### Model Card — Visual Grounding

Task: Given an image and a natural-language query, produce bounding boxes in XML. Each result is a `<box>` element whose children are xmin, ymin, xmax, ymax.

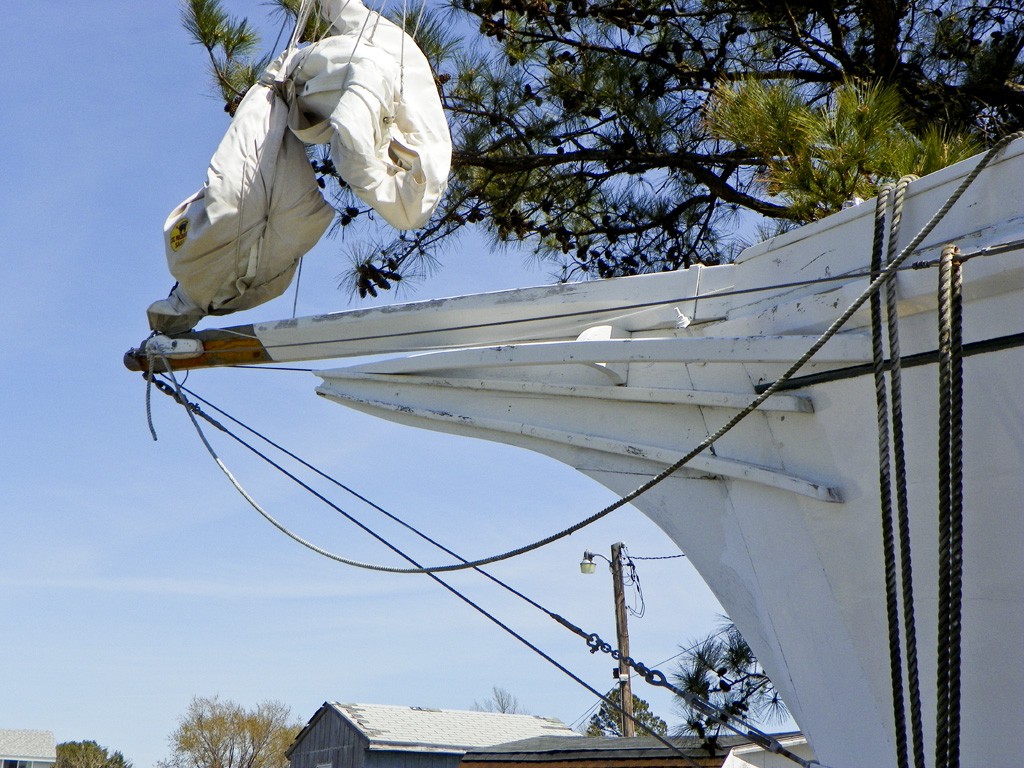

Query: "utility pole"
<box><xmin>610</xmin><ymin>542</ymin><xmax>635</xmax><ymax>736</ymax></box>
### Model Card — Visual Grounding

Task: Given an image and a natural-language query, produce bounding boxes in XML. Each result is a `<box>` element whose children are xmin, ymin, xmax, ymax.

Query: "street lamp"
<box><xmin>581</xmin><ymin>542</ymin><xmax>635</xmax><ymax>736</ymax></box>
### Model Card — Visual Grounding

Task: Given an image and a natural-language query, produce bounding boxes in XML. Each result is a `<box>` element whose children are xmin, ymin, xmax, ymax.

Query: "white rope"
<box><xmin>288</xmin><ymin>0</ymin><xmax>317</xmax><ymax>51</ymax></box>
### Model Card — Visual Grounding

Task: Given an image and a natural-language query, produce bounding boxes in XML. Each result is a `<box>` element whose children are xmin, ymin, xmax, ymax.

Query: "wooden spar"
<box><xmin>123</xmin><ymin>325</ymin><xmax>272</xmax><ymax>372</ymax></box>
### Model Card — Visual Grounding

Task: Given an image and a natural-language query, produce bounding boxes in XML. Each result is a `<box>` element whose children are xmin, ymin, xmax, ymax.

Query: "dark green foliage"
<box><xmin>182</xmin><ymin>0</ymin><xmax>1024</xmax><ymax>293</ymax></box>
<box><xmin>671</xmin><ymin>622</ymin><xmax>787</xmax><ymax>755</ymax></box>
<box><xmin>585</xmin><ymin>687</ymin><xmax>668</xmax><ymax>737</ymax></box>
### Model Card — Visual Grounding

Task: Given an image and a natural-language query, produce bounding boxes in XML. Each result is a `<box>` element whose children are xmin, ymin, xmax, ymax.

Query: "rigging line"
<box><xmin>154</xmin><ymin>380</ymin><xmax>803</xmax><ymax>766</ymax></box>
<box><xmin>869</xmin><ymin>183</ymin><xmax>908</xmax><ymax>768</ymax></box>
<box><xmin>410</xmin><ymin>0</ymin><xmax>429</xmax><ymax>41</ymax></box>
<box><xmin>288</xmin><ymin>0</ymin><xmax>316</xmax><ymax>51</ymax></box>
<box><xmin>400</xmin><ymin>0</ymin><xmax>406</xmax><ymax>97</ymax></box>
<box><xmin>230</xmin><ymin>365</ymin><xmax>318</xmax><ymax>372</ymax></box>
<box><xmin>140</xmin><ymin>234</ymin><xmax>1022</xmax><ymax>372</ymax></box>
<box><xmin>935</xmin><ymin>247</ymin><xmax>953</xmax><ymax>768</ymax></box>
<box><xmin>560</xmin><ymin>621</ymin><xmax>816</xmax><ymax>768</ymax></box>
<box><xmin>156</xmin><ymin>261</ymin><xmax>944</xmax><ymax>366</ymax></box>
<box><xmin>176</xmin><ymin>380</ymin><xmax>558</xmax><ymax>615</ymax></box>
<box><xmin>946</xmin><ymin>251</ymin><xmax>966</xmax><ymax>768</ymax></box>
<box><xmin>155</xmin><ymin>131</ymin><xmax>1023</xmax><ymax>580</ymax></box>
<box><xmin>227</xmin><ymin>263</ymin><xmax>933</xmax><ymax>356</ymax></box>
<box><xmin>887</xmin><ymin>176</ymin><xmax>926</xmax><ymax>768</ymax></box>
<box><xmin>292</xmin><ymin>257</ymin><xmax>304</xmax><ymax>319</ymax></box>
<box><xmin>570</xmin><ymin>624</ymin><xmax>733</xmax><ymax>733</ymax></box>
<box><xmin>629</xmin><ymin>553</ymin><xmax>687</xmax><ymax>561</ymax></box>
<box><xmin>150</xmin><ymin>375</ymin><xmax>707</xmax><ymax>768</ymax></box>
<box><xmin>754</xmin><ymin>332</ymin><xmax>1024</xmax><ymax>394</ymax></box>
<box><xmin>154</xmin><ymin>234</ymin><xmax>1020</xmax><ymax>366</ymax></box>
<box><xmin>163</xmin><ymin>383</ymin><xmax>740</xmax><ymax>752</ymax></box>
<box><xmin>935</xmin><ymin>245</ymin><xmax>966</xmax><ymax>768</ymax></box>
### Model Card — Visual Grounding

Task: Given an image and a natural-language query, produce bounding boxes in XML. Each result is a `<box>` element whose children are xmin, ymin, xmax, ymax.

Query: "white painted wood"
<box><xmin>313</xmin><ymin>371</ymin><xmax>815</xmax><ymax>412</ymax></box>
<box><xmin>314</xmin><ymin>384</ymin><xmax>839</xmax><ymax>501</ymax></box>
<box><xmin>210</xmin><ymin>138</ymin><xmax>1024</xmax><ymax>768</ymax></box>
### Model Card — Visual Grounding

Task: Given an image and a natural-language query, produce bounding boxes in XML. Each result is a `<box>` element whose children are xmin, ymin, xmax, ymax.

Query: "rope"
<box><xmin>140</xmin><ymin>246</ymin><xmax>1020</xmax><ymax>370</ymax></box>
<box><xmin>947</xmin><ymin>252</ymin><xmax>965</xmax><ymax>768</ymax></box>
<box><xmin>552</xmin><ymin>617</ymin><xmax>817</xmax><ymax>767</ymax></box>
<box><xmin>153</xmin><ymin>266</ymin><xmax>934</xmax><ymax>362</ymax></box>
<box><xmin>935</xmin><ymin>244</ymin><xmax>966</xmax><ymax>768</ymax></box>
<box><xmin>146</xmin><ymin>349</ymin><xmax>159</xmax><ymax>441</ymax></box>
<box><xmin>153</xmin><ymin>382</ymin><xmax>761</xmax><ymax>766</ymax></box>
<box><xmin>147</xmin><ymin>379</ymin><xmax>706</xmax><ymax>768</ymax></box>
<box><xmin>934</xmin><ymin>245</ymin><xmax>953</xmax><ymax>768</ymax></box>
<box><xmin>150</xmin><ymin>374</ymin><xmax>810</xmax><ymax>766</ymax></box>
<box><xmin>886</xmin><ymin>176</ymin><xmax>926</xmax><ymax>768</ymax></box>
<box><xmin>146</xmin><ymin>131</ymin><xmax>1024</xmax><ymax>578</ymax></box>
<box><xmin>869</xmin><ymin>183</ymin><xmax>908</xmax><ymax>768</ymax></box>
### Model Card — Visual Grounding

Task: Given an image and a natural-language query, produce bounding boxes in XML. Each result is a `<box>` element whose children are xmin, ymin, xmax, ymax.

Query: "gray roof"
<box><xmin>326</xmin><ymin>702</ymin><xmax>580</xmax><ymax>753</ymax></box>
<box><xmin>0</xmin><ymin>730</ymin><xmax>56</xmax><ymax>761</ymax></box>
<box><xmin>463</xmin><ymin>735</ymin><xmax>751</xmax><ymax>761</ymax></box>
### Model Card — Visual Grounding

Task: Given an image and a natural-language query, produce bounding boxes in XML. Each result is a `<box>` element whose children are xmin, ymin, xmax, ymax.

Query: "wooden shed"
<box><xmin>287</xmin><ymin>703</ymin><xmax>580</xmax><ymax>768</ymax></box>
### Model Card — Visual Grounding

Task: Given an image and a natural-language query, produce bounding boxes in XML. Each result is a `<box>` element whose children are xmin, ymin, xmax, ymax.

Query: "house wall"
<box><xmin>290</xmin><ymin>711</ymin><xmax>369</xmax><ymax>768</ymax></box>
<box><xmin>289</xmin><ymin>709</ymin><xmax>463</xmax><ymax>768</ymax></box>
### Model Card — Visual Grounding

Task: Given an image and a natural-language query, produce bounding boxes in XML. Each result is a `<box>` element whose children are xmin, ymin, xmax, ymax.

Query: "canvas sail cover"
<box><xmin>288</xmin><ymin>0</ymin><xmax>452</xmax><ymax>230</ymax></box>
<box><xmin>147</xmin><ymin>0</ymin><xmax>451</xmax><ymax>334</ymax></box>
<box><xmin>148</xmin><ymin>72</ymin><xmax>335</xmax><ymax>335</ymax></box>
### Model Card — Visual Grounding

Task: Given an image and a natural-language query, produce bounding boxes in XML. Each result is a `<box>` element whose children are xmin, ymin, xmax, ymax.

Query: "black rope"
<box><xmin>152</xmin><ymin>376</ymin><xmax>819</xmax><ymax>766</ymax></box>
<box><xmin>869</xmin><ymin>184</ymin><xmax>909</xmax><ymax>768</ymax></box>
<box><xmin>936</xmin><ymin>247</ymin><xmax>966</xmax><ymax>768</ymax></box>
<box><xmin>947</xmin><ymin>253</ymin><xmax>965</xmax><ymax>768</ymax></box>
<box><xmin>150</xmin><ymin>377</ymin><xmax>706</xmax><ymax>767</ymax></box>
<box><xmin>934</xmin><ymin>245</ymin><xmax>954</xmax><ymax>768</ymax></box>
<box><xmin>887</xmin><ymin>177</ymin><xmax>926</xmax><ymax>768</ymax></box>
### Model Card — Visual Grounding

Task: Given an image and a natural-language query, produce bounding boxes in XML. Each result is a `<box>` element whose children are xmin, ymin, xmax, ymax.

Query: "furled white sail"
<box><xmin>147</xmin><ymin>0</ymin><xmax>451</xmax><ymax>334</ymax></box>
<box><xmin>296</xmin><ymin>0</ymin><xmax>452</xmax><ymax>230</ymax></box>
<box><xmin>148</xmin><ymin>72</ymin><xmax>335</xmax><ymax>335</ymax></box>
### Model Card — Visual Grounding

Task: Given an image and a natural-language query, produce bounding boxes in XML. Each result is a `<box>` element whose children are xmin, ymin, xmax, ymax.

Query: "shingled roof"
<box><xmin>462</xmin><ymin>734</ymin><xmax>754</xmax><ymax>768</ymax></box>
<box><xmin>292</xmin><ymin>702</ymin><xmax>580</xmax><ymax>755</ymax></box>
<box><xmin>0</xmin><ymin>730</ymin><xmax>56</xmax><ymax>761</ymax></box>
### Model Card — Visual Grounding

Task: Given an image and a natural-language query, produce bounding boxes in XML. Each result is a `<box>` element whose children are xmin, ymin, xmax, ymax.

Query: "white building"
<box><xmin>0</xmin><ymin>730</ymin><xmax>56</xmax><ymax>768</ymax></box>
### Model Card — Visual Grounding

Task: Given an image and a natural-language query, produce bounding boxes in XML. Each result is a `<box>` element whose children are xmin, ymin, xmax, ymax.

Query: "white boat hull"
<box><xmin>139</xmin><ymin>140</ymin><xmax>1024</xmax><ymax>767</ymax></box>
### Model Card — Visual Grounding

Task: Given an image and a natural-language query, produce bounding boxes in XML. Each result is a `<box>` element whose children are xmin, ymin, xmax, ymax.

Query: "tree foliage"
<box><xmin>585</xmin><ymin>687</ymin><xmax>668</xmax><ymax>737</ymax></box>
<box><xmin>671</xmin><ymin>623</ymin><xmax>787</xmax><ymax>755</ymax></box>
<box><xmin>161</xmin><ymin>696</ymin><xmax>300</xmax><ymax>768</ymax></box>
<box><xmin>182</xmin><ymin>0</ymin><xmax>1024</xmax><ymax>293</ymax></box>
<box><xmin>56</xmin><ymin>742</ymin><xmax>132</xmax><ymax>768</ymax></box>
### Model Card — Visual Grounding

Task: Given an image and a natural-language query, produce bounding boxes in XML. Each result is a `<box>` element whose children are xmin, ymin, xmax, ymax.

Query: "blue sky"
<box><xmin>0</xmin><ymin>3</ymin><xmax>726</xmax><ymax>766</ymax></box>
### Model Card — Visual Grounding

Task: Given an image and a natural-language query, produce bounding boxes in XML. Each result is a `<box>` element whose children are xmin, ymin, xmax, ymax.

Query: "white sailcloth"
<box><xmin>148</xmin><ymin>0</ymin><xmax>452</xmax><ymax>334</ymax></box>
<box><xmin>148</xmin><ymin>75</ymin><xmax>334</xmax><ymax>335</ymax></box>
<box><xmin>289</xmin><ymin>0</ymin><xmax>452</xmax><ymax>230</ymax></box>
